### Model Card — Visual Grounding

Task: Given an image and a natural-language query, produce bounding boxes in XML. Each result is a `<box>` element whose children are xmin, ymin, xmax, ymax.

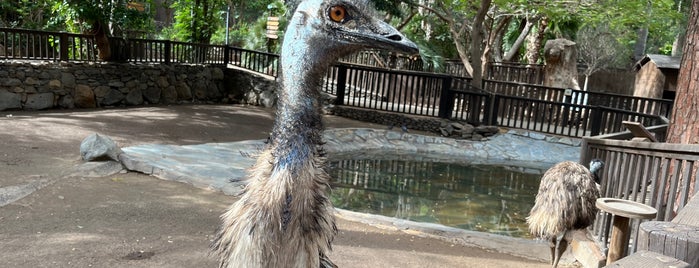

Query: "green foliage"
<box><xmin>46</xmin><ymin>0</ymin><xmax>154</xmax><ymax>35</ymax></box>
<box><xmin>169</xmin><ymin>0</ymin><xmax>225</xmax><ymax>43</ymax></box>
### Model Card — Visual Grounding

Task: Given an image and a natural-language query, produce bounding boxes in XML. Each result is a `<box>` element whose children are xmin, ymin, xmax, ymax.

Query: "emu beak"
<box><xmin>346</xmin><ymin>19</ymin><xmax>419</xmax><ymax>56</ymax></box>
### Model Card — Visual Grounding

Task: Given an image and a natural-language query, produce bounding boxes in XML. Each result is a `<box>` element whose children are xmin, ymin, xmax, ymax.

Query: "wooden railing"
<box><xmin>0</xmin><ymin>27</ymin><xmax>97</xmax><ymax>61</ymax></box>
<box><xmin>1</xmin><ymin>27</ymin><xmax>672</xmax><ymax>139</ymax></box>
<box><xmin>580</xmin><ymin>127</ymin><xmax>698</xmax><ymax>255</ymax></box>
<box><xmin>485</xmin><ymin>62</ymin><xmax>544</xmax><ymax>85</ymax></box>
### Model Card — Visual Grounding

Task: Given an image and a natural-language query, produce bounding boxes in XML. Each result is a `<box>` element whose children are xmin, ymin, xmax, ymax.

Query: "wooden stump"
<box><xmin>638</xmin><ymin>221</ymin><xmax>699</xmax><ymax>266</ymax></box>
<box><xmin>543</xmin><ymin>38</ymin><xmax>580</xmax><ymax>90</ymax></box>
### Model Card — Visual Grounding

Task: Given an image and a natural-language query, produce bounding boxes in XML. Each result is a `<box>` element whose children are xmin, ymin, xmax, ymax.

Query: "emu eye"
<box><xmin>329</xmin><ymin>5</ymin><xmax>347</xmax><ymax>23</ymax></box>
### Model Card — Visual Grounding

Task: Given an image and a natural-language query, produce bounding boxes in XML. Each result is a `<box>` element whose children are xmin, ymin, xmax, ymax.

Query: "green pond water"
<box><xmin>327</xmin><ymin>154</ymin><xmax>546</xmax><ymax>238</ymax></box>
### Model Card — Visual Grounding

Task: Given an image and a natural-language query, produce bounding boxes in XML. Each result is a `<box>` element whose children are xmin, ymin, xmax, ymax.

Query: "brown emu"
<box><xmin>527</xmin><ymin>159</ymin><xmax>604</xmax><ymax>268</ymax></box>
<box><xmin>210</xmin><ymin>0</ymin><xmax>418</xmax><ymax>267</ymax></box>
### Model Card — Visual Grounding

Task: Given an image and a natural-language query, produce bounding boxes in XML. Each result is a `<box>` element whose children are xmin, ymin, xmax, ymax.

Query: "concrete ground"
<box><xmin>0</xmin><ymin>104</ymin><xmax>554</xmax><ymax>267</ymax></box>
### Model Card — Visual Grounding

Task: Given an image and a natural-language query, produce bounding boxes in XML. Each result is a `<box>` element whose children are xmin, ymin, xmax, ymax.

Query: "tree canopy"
<box><xmin>0</xmin><ymin>0</ymin><xmax>689</xmax><ymax>68</ymax></box>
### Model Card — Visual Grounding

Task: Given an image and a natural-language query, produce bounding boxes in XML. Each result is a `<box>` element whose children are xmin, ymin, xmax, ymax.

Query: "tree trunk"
<box><xmin>469</xmin><ymin>0</ymin><xmax>492</xmax><ymax>87</ymax></box>
<box><xmin>503</xmin><ymin>18</ymin><xmax>533</xmax><ymax>62</ymax></box>
<box><xmin>666</xmin><ymin>0</ymin><xmax>699</xmax><ymax>212</ymax></box>
<box><xmin>525</xmin><ymin>18</ymin><xmax>548</xmax><ymax>64</ymax></box>
<box><xmin>93</xmin><ymin>20</ymin><xmax>111</xmax><ymax>61</ymax></box>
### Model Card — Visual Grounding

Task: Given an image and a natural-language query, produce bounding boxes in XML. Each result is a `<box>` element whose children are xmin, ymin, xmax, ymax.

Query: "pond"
<box><xmin>327</xmin><ymin>152</ymin><xmax>547</xmax><ymax>238</ymax></box>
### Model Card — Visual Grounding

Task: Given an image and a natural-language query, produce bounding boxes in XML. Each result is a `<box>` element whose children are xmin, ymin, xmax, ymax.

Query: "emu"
<box><xmin>211</xmin><ymin>1</ymin><xmax>418</xmax><ymax>267</ymax></box>
<box><xmin>527</xmin><ymin>159</ymin><xmax>604</xmax><ymax>268</ymax></box>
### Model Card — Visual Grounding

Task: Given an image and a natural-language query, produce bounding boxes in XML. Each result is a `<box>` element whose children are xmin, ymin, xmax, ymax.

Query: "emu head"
<box><xmin>589</xmin><ymin>159</ymin><xmax>604</xmax><ymax>184</ymax></box>
<box><xmin>282</xmin><ymin>0</ymin><xmax>419</xmax><ymax>74</ymax></box>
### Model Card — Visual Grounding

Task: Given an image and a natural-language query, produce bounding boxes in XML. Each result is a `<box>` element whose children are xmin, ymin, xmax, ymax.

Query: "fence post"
<box><xmin>590</xmin><ymin>106</ymin><xmax>603</xmax><ymax>136</ymax></box>
<box><xmin>59</xmin><ymin>32</ymin><xmax>68</xmax><ymax>61</ymax></box>
<box><xmin>438</xmin><ymin>76</ymin><xmax>454</xmax><ymax>119</ymax></box>
<box><xmin>164</xmin><ymin>40</ymin><xmax>171</xmax><ymax>64</ymax></box>
<box><xmin>486</xmin><ymin>94</ymin><xmax>499</xmax><ymax>125</ymax></box>
<box><xmin>335</xmin><ymin>65</ymin><xmax>347</xmax><ymax>105</ymax></box>
<box><xmin>223</xmin><ymin>45</ymin><xmax>230</xmax><ymax>66</ymax></box>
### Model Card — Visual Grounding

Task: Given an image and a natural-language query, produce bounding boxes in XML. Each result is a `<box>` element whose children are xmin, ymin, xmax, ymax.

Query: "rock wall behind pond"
<box><xmin>0</xmin><ymin>61</ymin><xmax>277</xmax><ymax>111</ymax></box>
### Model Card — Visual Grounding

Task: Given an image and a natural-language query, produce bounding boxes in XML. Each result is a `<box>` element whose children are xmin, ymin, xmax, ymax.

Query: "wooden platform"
<box><xmin>610</xmin><ymin>191</ymin><xmax>699</xmax><ymax>267</ymax></box>
<box><xmin>605</xmin><ymin>250</ymin><xmax>690</xmax><ymax>268</ymax></box>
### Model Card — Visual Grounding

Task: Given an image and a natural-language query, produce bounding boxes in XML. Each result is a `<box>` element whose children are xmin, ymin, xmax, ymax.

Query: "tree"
<box><xmin>666</xmin><ymin>0</ymin><xmax>699</xmax><ymax>197</ymax></box>
<box><xmin>576</xmin><ymin>24</ymin><xmax>624</xmax><ymax>91</ymax></box>
<box><xmin>50</xmin><ymin>0</ymin><xmax>153</xmax><ymax>60</ymax></box>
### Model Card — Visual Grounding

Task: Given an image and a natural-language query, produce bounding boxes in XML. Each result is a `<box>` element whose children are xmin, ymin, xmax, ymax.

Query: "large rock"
<box><xmin>25</xmin><ymin>93</ymin><xmax>54</xmax><ymax>110</ymax></box>
<box><xmin>74</xmin><ymin>84</ymin><xmax>96</xmax><ymax>108</ymax></box>
<box><xmin>80</xmin><ymin>133</ymin><xmax>123</xmax><ymax>162</ymax></box>
<box><xmin>125</xmin><ymin>88</ymin><xmax>143</xmax><ymax>105</ymax></box>
<box><xmin>142</xmin><ymin>87</ymin><xmax>161</xmax><ymax>104</ymax></box>
<box><xmin>0</xmin><ymin>90</ymin><xmax>22</xmax><ymax>110</ymax></box>
<box><xmin>100</xmin><ymin>88</ymin><xmax>125</xmax><ymax>106</ymax></box>
<box><xmin>61</xmin><ymin>72</ymin><xmax>76</xmax><ymax>89</ymax></box>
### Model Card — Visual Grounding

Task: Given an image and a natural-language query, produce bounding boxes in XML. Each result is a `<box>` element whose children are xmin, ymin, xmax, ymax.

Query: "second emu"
<box><xmin>528</xmin><ymin>159</ymin><xmax>604</xmax><ymax>268</ymax></box>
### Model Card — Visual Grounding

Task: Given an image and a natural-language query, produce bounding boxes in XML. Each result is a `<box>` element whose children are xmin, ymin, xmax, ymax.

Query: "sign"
<box><xmin>266</xmin><ymin>17</ymin><xmax>280</xmax><ymax>39</ymax></box>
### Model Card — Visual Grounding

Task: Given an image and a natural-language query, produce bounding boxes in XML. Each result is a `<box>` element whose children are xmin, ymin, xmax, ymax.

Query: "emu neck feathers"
<box><xmin>271</xmin><ymin>9</ymin><xmax>333</xmax><ymax>172</ymax></box>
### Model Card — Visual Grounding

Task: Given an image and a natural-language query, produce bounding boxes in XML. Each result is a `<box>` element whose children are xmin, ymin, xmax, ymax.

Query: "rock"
<box><xmin>475</xmin><ymin>125</ymin><xmax>499</xmax><ymax>135</ymax></box>
<box><xmin>439</xmin><ymin>128</ymin><xmax>449</xmax><ymax>137</ymax></box>
<box><xmin>58</xmin><ymin>94</ymin><xmax>75</xmax><ymax>109</ymax></box>
<box><xmin>156</xmin><ymin>76</ymin><xmax>169</xmax><ymax>88</ymax></box>
<box><xmin>142</xmin><ymin>87</ymin><xmax>161</xmax><ymax>104</ymax></box>
<box><xmin>0</xmin><ymin>90</ymin><xmax>22</xmax><ymax>110</ymax></box>
<box><xmin>175</xmin><ymin>82</ymin><xmax>192</xmax><ymax>100</ymax></box>
<box><xmin>125</xmin><ymin>88</ymin><xmax>143</xmax><ymax>105</ymax></box>
<box><xmin>450</xmin><ymin>122</ymin><xmax>465</xmax><ymax>130</ymax></box>
<box><xmin>25</xmin><ymin>93</ymin><xmax>54</xmax><ymax>110</ymax></box>
<box><xmin>161</xmin><ymin>85</ymin><xmax>178</xmax><ymax>104</ymax></box>
<box><xmin>2</xmin><ymin>78</ymin><xmax>22</xmax><ymax>87</ymax></box>
<box><xmin>80</xmin><ymin>133</ymin><xmax>123</xmax><ymax>162</ymax></box>
<box><xmin>74</xmin><ymin>84</ymin><xmax>96</xmax><ymax>108</ymax></box>
<box><xmin>100</xmin><ymin>88</ymin><xmax>125</xmax><ymax>106</ymax></box>
<box><xmin>61</xmin><ymin>72</ymin><xmax>76</xmax><ymax>88</ymax></box>
<box><xmin>24</xmin><ymin>77</ymin><xmax>39</xmax><ymax>85</ymax></box>
<box><xmin>48</xmin><ymin>79</ymin><xmax>62</xmax><ymax>90</ymax></box>
<box><xmin>108</xmin><ymin>81</ymin><xmax>125</xmax><ymax>88</ymax></box>
<box><xmin>211</xmin><ymin>68</ymin><xmax>224</xmax><ymax>80</ymax></box>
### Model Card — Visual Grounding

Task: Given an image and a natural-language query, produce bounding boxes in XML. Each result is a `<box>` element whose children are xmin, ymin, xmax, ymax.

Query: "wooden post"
<box><xmin>607</xmin><ymin>215</ymin><xmax>630</xmax><ymax>265</ymax></box>
<box><xmin>59</xmin><ymin>32</ymin><xmax>68</xmax><ymax>61</ymax></box>
<box><xmin>164</xmin><ymin>40</ymin><xmax>171</xmax><ymax>64</ymax></box>
<box><xmin>590</xmin><ymin>106</ymin><xmax>603</xmax><ymax>136</ymax></box>
<box><xmin>223</xmin><ymin>45</ymin><xmax>230</xmax><ymax>66</ymax></box>
<box><xmin>486</xmin><ymin>94</ymin><xmax>499</xmax><ymax>125</ymax></box>
<box><xmin>335</xmin><ymin>65</ymin><xmax>347</xmax><ymax>105</ymax></box>
<box><xmin>438</xmin><ymin>76</ymin><xmax>454</xmax><ymax>119</ymax></box>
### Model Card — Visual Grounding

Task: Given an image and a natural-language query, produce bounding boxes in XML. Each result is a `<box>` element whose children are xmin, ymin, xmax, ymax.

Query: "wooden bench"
<box><xmin>611</xmin><ymin>191</ymin><xmax>699</xmax><ymax>267</ymax></box>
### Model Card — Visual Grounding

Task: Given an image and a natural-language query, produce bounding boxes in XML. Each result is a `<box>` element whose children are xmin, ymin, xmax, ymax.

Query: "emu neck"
<box><xmin>271</xmin><ymin>33</ymin><xmax>334</xmax><ymax>172</ymax></box>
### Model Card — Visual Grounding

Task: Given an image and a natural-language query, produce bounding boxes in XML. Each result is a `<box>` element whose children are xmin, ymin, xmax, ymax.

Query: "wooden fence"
<box><xmin>0</xmin><ymin>27</ymin><xmax>98</xmax><ymax>61</ymax></box>
<box><xmin>1</xmin><ymin>27</ymin><xmax>673</xmax><ymax>139</ymax></box>
<box><xmin>0</xmin><ymin>27</ymin><xmax>279</xmax><ymax>77</ymax></box>
<box><xmin>580</xmin><ymin>127</ymin><xmax>698</xmax><ymax>256</ymax></box>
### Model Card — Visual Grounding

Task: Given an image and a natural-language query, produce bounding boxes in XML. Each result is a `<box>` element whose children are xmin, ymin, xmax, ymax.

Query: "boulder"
<box><xmin>0</xmin><ymin>90</ymin><xmax>22</xmax><ymax>111</ymax></box>
<box><xmin>80</xmin><ymin>133</ymin><xmax>123</xmax><ymax>162</ymax></box>
<box><xmin>25</xmin><ymin>93</ymin><xmax>54</xmax><ymax>110</ymax></box>
<box><xmin>125</xmin><ymin>88</ymin><xmax>143</xmax><ymax>105</ymax></box>
<box><xmin>74</xmin><ymin>84</ymin><xmax>96</xmax><ymax>108</ymax></box>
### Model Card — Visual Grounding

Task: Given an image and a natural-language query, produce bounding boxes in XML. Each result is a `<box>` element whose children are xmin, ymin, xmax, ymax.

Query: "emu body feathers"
<box><xmin>212</xmin><ymin>0</ymin><xmax>418</xmax><ymax>267</ymax></box>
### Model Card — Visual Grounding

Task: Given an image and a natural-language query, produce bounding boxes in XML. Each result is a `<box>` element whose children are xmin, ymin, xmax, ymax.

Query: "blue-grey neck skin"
<box><xmin>269</xmin><ymin>0</ymin><xmax>418</xmax><ymax>174</ymax></box>
<box><xmin>589</xmin><ymin>159</ymin><xmax>605</xmax><ymax>183</ymax></box>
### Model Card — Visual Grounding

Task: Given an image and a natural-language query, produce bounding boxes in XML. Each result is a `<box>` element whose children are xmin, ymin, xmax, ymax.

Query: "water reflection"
<box><xmin>327</xmin><ymin>153</ymin><xmax>545</xmax><ymax>238</ymax></box>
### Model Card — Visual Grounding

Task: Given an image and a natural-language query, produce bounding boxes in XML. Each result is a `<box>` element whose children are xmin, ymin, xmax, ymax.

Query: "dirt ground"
<box><xmin>0</xmin><ymin>104</ymin><xmax>550</xmax><ymax>267</ymax></box>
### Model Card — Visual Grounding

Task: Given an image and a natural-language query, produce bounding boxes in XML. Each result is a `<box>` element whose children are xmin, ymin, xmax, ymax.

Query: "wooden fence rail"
<box><xmin>580</xmin><ymin>128</ymin><xmax>698</xmax><ymax>256</ymax></box>
<box><xmin>0</xmin><ymin>27</ymin><xmax>97</xmax><ymax>61</ymax></box>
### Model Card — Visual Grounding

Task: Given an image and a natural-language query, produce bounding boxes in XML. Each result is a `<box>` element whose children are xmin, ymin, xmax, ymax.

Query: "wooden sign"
<box><xmin>266</xmin><ymin>17</ymin><xmax>280</xmax><ymax>39</ymax></box>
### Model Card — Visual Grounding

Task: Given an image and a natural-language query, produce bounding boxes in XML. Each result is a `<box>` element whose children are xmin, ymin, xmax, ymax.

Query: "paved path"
<box><xmin>0</xmin><ymin>105</ymin><xmax>573</xmax><ymax>267</ymax></box>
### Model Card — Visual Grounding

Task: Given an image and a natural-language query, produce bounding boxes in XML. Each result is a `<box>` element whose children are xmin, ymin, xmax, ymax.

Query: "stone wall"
<box><xmin>0</xmin><ymin>61</ymin><xmax>278</xmax><ymax>111</ymax></box>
